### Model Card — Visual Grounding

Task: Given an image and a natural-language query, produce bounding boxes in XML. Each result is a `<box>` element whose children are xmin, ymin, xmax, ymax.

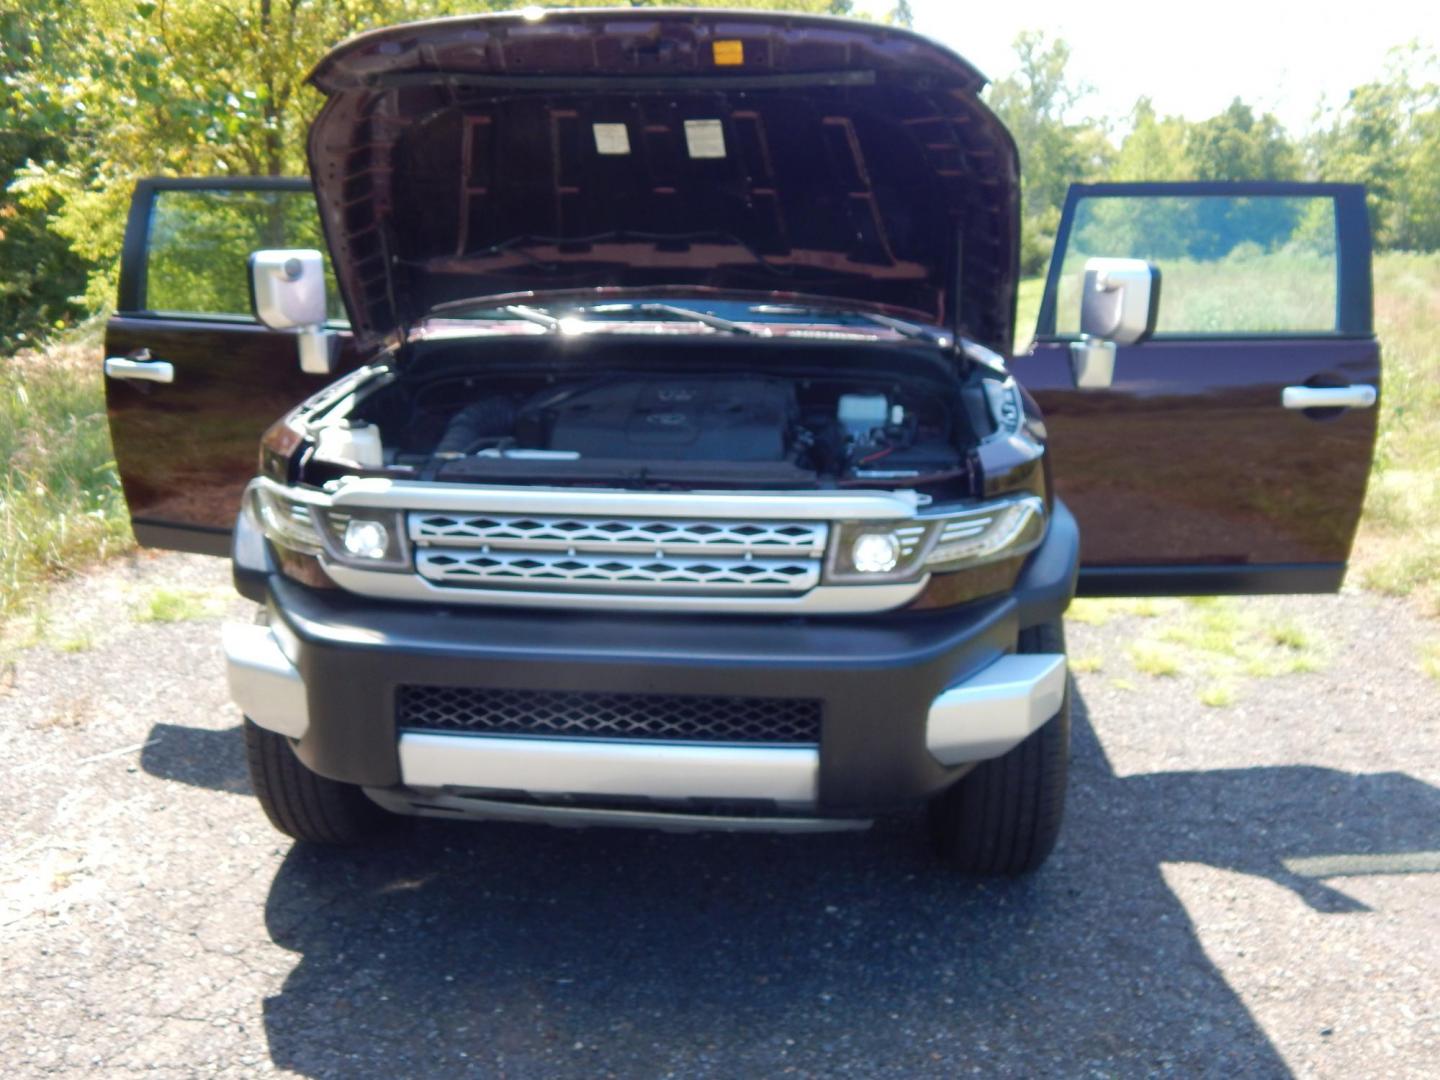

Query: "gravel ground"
<box><xmin>2</xmin><ymin>551</ymin><xmax>1438</xmax><ymax>1078</ymax></box>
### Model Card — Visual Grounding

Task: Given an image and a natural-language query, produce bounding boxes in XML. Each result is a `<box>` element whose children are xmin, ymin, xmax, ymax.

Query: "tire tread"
<box><xmin>928</xmin><ymin>619</ymin><xmax>1071</xmax><ymax>876</ymax></box>
<box><xmin>243</xmin><ymin>719</ymin><xmax>388</xmax><ymax>844</ymax></box>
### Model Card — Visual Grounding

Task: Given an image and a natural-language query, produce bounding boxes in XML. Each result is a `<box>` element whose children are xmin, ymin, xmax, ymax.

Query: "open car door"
<box><xmin>1014</xmin><ymin>181</ymin><xmax>1379</xmax><ymax>595</ymax></box>
<box><xmin>103</xmin><ymin>178</ymin><xmax>361</xmax><ymax>555</ymax></box>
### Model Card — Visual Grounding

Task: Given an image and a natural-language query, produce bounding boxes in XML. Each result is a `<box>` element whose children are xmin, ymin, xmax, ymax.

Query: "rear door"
<box><xmin>104</xmin><ymin>178</ymin><xmax>361</xmax><ymax>555</ymax></box>
<box><xmin>1015</xmin><ymin>182</ymin><xmax>1379</xmax><ymax>595</ymax></box>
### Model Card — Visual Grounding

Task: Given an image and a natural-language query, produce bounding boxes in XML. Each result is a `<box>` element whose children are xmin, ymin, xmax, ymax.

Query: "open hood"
<box><xmin>307</xmin><ymin>9</ymin><xmax>1020</xmax><ymax>352</ymax></box>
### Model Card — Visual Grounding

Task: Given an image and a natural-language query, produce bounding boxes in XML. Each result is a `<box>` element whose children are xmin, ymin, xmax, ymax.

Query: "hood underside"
<box><xmin>307</xmin><ymin>9</ymin><xmax>1020</xmax><ymax>351</ymax></box>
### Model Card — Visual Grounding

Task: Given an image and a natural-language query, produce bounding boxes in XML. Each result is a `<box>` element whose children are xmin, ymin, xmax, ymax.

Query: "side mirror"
<box><xmin>249</xmin><ymin>249</ymin><xmax>336</xmax><ymax>375</ymax></box>
<box><xmin>1070</xmin><ymin>257</ymin><xmax>1161</xmax><ymax>389</ymax></box>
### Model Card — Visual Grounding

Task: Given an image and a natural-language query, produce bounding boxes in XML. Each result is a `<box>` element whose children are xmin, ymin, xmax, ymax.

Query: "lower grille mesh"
<box><xmin>398</xmin><ymin>686</ymin><xmax>822</xmax><ymax>745</ymax></box>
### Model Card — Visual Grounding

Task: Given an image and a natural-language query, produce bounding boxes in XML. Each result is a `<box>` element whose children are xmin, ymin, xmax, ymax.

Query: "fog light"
<box><xmin>851</xmin><ymin>531</ymin><xmax>900</xmax><ymax>574</ymax></box>
<box><xmin>342</xmin><ymin>519</ymin><xmax>390</xmax><ymax>560</ymax></box>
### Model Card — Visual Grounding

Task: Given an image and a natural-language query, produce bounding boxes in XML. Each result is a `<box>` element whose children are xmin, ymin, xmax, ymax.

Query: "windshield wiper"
<box><xmin>749</xmin><ymin>303</ymin><xmax>951</xmax><ymax>346</ymax></box>
<box><xmin>581</xmin><ymin>302</ymin><xmax>768</xmax><ymax>337</ymax></box>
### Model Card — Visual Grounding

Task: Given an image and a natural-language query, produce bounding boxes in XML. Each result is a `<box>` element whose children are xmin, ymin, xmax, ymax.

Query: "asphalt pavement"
<box><xmin>2</xmin><ymin>552</ymin><xmax>1437</xmax><ymax>1077</ymax></box>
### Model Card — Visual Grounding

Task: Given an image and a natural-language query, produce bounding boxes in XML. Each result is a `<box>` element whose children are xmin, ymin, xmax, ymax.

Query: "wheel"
<box><xmin>927</xmin><ymin>618</ymin><xmax>1071</xmax><ymax>875</ymax></box>
<box><xmin>243</xmin><ymin>718</ymin><xmax>392</xmax><ymax>844</ymax></box>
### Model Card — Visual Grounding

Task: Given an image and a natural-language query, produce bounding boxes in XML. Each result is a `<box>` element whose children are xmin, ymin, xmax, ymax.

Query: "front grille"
<box><xmin>411</xmin><ymin>513</ymin><xmax>826</xmax><ymax>554</ymax></box>
<box><xmin>409</xmin><ymin>512</ymin><xmax>827</xmax><ymax>595</ymax></box>
<box><xmin>415</xmin><ymin>549</ymin><xmax>818</xmax><ymax>590</ymax></box>
<box><xmin>398</xmin><ymin>685</ymin><xmax>823</xmax><ymax>745</ymax></box>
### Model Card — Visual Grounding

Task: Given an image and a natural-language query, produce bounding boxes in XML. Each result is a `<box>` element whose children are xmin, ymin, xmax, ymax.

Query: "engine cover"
<box><xmin>545</xmin><ymin>379</ymin><xmax>795</xmax><ymax>461</ymax></box>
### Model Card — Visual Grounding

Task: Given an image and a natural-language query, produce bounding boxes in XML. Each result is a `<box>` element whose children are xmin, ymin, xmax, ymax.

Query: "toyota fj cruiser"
<box><xmin>102</xmin><ymin>10</ymin><xmax>1380</xmax><ymax>874</ymax></box>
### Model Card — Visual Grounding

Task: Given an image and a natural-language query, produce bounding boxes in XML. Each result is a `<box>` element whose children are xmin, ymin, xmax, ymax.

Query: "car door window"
<box><xmin>142</xmin><ymin>186</ymin><xmax>345</xmax><ymax>323</ymax></box>
<box><xmin>1051</xmin><ymin>193</ymin><xmax>1340</xmax><ymax>337</ymax></box>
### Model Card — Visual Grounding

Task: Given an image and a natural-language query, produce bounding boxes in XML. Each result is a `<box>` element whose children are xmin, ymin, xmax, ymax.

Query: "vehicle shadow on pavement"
<box><xmin>236</xmin><ymin>691</ymin><xmax>1440</xmax><ymax>1076</ymax></box>
<box><xmin>141</xmin><ymin>722</ymin><xmax>250</xmax><ymax>795</ymax></box>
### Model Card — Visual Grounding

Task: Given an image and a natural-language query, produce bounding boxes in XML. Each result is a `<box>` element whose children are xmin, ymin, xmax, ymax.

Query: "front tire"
<box><xmin>243</xmin><ymin>719</ymin><xmax>392</xmax><ymax>844</ymax></box>
<box><xmin>927</xmin><ymin>619</ymin><xmax>1071</xmax><ymax>875</ymax></box>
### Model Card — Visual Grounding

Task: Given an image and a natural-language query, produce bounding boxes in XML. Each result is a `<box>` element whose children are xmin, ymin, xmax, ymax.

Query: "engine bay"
<box><xmin>328</xmin><ymin>370</ymin><xmax>972</xmax><ymax>489</ymax></box>
<box><xmin>297</xmin><ymin>333</ymin><xmax>1002</xmax><ymax>498</ymax></box>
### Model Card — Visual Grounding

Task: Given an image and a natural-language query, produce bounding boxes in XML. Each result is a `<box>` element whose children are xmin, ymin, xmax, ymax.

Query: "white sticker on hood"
<box><xmin>684</xmin><ymin>119</ymin><xmax>726</xmax><ymax>159</ymax></box>
<box><xmin>593</xmin><ymin>123</ymin><xmax>631</xmax><ymax>156</ymax></box>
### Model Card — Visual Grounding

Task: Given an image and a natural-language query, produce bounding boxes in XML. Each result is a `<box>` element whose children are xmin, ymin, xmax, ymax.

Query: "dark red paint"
<box><xmin>1014</xmin><ymin>336</ymin><xmax>1380</xmax><ymax>567</ymax></box>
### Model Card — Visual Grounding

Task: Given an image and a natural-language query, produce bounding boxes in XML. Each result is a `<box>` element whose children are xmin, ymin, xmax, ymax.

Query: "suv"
<box><xmin>102</xmin><ymin>11</ymin><xmax>1380</xmax><ymax>875</ymax></box>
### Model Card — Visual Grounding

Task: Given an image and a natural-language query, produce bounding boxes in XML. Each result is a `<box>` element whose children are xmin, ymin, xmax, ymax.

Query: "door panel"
<box><xmin>1016</xmin><ymin>182</ymin><xmax>1379</xmax><ymax>594</ymax></box>
<box><xmin>104</xmin><ymin>178</ymin><xmax>362</xmax><ymax>554</ymax></box>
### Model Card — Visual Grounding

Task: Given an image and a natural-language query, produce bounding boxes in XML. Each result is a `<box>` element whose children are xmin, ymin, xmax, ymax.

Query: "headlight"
<box><xmin>313</xmin><ymin>507</ymin><xmax>409</xmax><ymax>571</ymax></box>
<box><xmin>252</xmin><ymin>485</ymin><xmax>324</xmax><ymax>555</ymax></box>
<box><xmin>826</xmin><ymin>495</ymin><xmax>1045</xmax><ymax>583</ymax></box>
<box><xmin>921</xmin><ymin>496</ymin><xmax>1046</xmax><ymax>572</ymax></box>
<box><xmin>851</xmin><ymin>532</ymin><xmax>901</xmax><ymax>574</ymax></box>
<box><xmin>342</xmin><ymin>518</ymin><xmax>390</xmax><ymax>560</ymax></box>
<box><xmin>250</xmin><ymin>482</ymin><xmax>409</xmax><ymax>573</ymax></box>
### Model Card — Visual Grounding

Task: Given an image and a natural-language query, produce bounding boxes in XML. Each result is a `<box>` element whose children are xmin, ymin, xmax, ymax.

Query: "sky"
<box><xmin>854</xmin><ymin>0</ymin><xmax>1436</xmax><ymax>134</ymax></box>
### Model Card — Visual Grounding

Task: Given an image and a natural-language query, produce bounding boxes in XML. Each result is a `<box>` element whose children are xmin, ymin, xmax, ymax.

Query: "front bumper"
<box><xmin>227</xmin><ymin>501</ymin><xmax>1078</xmax><ymax>818</ymax></box>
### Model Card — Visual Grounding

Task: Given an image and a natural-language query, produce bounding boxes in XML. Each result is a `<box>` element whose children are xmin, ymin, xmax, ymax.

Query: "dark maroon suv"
<box><xmin>101</xmin><ymin>10</ymin><xmax>1380</xmax><ymax>874</ymax></box>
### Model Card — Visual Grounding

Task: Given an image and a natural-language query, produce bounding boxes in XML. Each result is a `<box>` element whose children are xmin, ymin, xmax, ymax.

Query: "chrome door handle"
<box><xmin>1281</xmin><ymin>384</ymin><xmax>1376</xmax><ymax>410</ymax></box>
<box><xmin>104</xmin><ymin>356</ymin><xmax>175</xmax><ymax>384</ymax></box>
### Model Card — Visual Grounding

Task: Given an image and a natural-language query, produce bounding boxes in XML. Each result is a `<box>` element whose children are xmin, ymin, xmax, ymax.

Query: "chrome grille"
<box><xmin>416</xmin><ymin>549</ymin><xmax>818</xmax><ymax>591</ymax></box>
<box><xmin>410</xmin><ymin>513</ymin><xmax>825</xmax><ymax>555</ymax></box>
<box><xmin>409</xmin><ymin>512</ymin><xmax>827</xmax><ymax>595</ymax></box>
<box><xmin>398</xmin><ymin>685</ymin><xmax>822</xmax><ymax>745</ymax></box>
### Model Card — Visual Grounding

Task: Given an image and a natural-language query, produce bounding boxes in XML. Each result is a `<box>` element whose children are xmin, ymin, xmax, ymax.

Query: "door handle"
<box><xmin>1281</xmin><ymin>384</ymin><xmax>1376</xmax><ymax>410</ymax></box>
<box><xmin>104</xmin><ymin>356</ymin><xmax>175</xmax><ymax>384</ymax></box>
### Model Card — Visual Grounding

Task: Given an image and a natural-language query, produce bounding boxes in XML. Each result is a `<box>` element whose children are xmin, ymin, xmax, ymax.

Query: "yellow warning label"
<box><xmin>713</xmin><ymin>40</ymin><xmax>744</xmax><ymax>66</ymax></box>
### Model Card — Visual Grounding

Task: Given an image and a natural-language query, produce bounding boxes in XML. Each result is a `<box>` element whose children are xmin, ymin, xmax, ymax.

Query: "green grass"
<box><xmin>134</xmin><ymin>588</ymin><xmax>214</xmax><ymax>623</ymax></box>
<box><xmin>1100</xmin><ymin>597</ymin><xmax>1327</xmax><ymax>704</ymax></box>
<box><xmin>1128</xmin><ymin>642</ymin><xmax>1183</xmax><ymax>677</ymax></box>
<box><xmin>1</xmin><ymin>331</ymin><xmax>133</xmax><ymax>624</ymax></box>
<box><xmin>1354</xmin><ymin>253</ymin><xmax>1440</xmax><ymax>613</ymax></box>
<box><xmin>1421</xmin><ymin>642</ymin><xmax>1440</xmax><ymax>682</ymax></box>
<box><xmin>1199</xmin><ymin>683</ymin><xmax>1237</xmax><ymax>708</ymax></box>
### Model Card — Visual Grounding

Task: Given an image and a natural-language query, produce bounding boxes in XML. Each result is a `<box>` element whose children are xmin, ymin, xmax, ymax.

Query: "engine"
<box><xmin>401</xmin><ymin>371</ymin><xmax>965</xmax><ymax>486</ymax></box>
<box><xmin>540</xmin><ymin>378</ymin><xmax>795</xmax><ymax>461</ymax></box>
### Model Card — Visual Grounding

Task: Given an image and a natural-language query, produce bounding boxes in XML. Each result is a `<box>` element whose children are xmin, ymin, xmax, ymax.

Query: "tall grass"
<box><xmin>0</xmin><ymin>332</ymin><xmax>133</xmax><ymax>622</ymax></box>
<box><xmin>1355</xmin><ymin>253</ymin><xmax>1440</xmax><ymax>612</ymax></box>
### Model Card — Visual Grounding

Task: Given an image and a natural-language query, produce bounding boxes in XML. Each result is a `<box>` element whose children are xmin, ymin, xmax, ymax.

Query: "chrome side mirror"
<box><xmin>1070</xmin><ymin>257</ymin><xmax>1160</xmax><ymax>389</ymax></box>
<box><xmin>249</xmin><ymin>249</ymin><xmax>336</xmax><ymax>375</ymax></box>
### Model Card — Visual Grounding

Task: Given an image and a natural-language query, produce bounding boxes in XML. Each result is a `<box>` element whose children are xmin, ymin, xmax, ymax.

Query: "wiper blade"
<box><xmin>749</xmin><ymin>303</ymin><xmax>951</xmax><ymax>346</ymax></box>
<box><xmin>500</xmin><ymin>304</ymin><xmax>563</xmax><ymax>331</ymax></box>
<box><xmin>582</xmin><ymin>302</ymin><xmax>768</xmax><ymax>337</ymax></box>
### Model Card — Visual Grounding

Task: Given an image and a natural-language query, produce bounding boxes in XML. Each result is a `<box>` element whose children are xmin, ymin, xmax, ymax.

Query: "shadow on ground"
<box><xmin>141</xmin><ymin>722</ymin><xmax>250</xmax><ymax>795</ymax></box>
<box><xmin>143</xmin><ymin>695</ymin><xmax>1440</xmax><ymax>1076</ymax></box>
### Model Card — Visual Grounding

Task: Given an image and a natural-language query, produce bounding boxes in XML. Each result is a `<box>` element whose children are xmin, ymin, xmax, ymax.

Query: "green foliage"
<box><xmin>1185</xmin><ymin>98</ymin><xmax>1300</xmax><ymax>182</ymax></box>
<box><xmin>1310</xmin><ymin>43</ymin><xmax>1440</xmax><ymax>252</ymax></box>
<box><xmin>0</xmin><ymin>339</ymin><xmax>133</xmax><ymax>622</ymax></box>
<box><xmin>985</xmin><ymin>31</ymin><xmax>1113</xmax><ymax>275</ymax></box>
<box><xmin>0</xmin><ymin>6</ymin><xmax>96</xmax><ymax>350</ymax></box>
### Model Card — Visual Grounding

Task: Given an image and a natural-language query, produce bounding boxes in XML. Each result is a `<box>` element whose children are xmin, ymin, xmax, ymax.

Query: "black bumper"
<box><xmin>239</xmin><ymin>502</ymin><xmax>1079</xmax><ymax>815</ymax></box>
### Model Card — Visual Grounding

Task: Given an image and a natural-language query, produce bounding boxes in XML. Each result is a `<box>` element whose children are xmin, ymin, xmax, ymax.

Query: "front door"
<box><xmin>103</xmin><ymin>178</ymin><xmax>362</xmax><ymax>555</ymax></box>
<box><xmin>1015</xmin><ymin>182</ymin><xmax>1379</xmax><ymax>595</ymax></box>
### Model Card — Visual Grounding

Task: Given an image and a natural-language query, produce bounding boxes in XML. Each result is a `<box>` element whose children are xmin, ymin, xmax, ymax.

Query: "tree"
<box><xmin>1111</xmin><ymin>98</ymin><xmax>1193</xmax><ymax>182</ymax></box>
<box><xmin>887</xmin><ymin>0</ymin><xmax>915</xmax><ymax>28</ymax></box>
<box><xmin>986</xmin><ymin>31</ymin><xmax>1112</xmax><ymax>274</ymax></box>
<box><xmin>1185</xmin><ymin>98</ymin><xmax>1299</xmax><ymax>182</ymax></box>
<box><xmin>0</xmin><ymin>5</ymin><xmax>94</xmax><ymax>350</ymax></box>
<box><xmin>1310</xmin><ymin>42</ymin><xmax>1440</xmax><ymax>251</ymax></box>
